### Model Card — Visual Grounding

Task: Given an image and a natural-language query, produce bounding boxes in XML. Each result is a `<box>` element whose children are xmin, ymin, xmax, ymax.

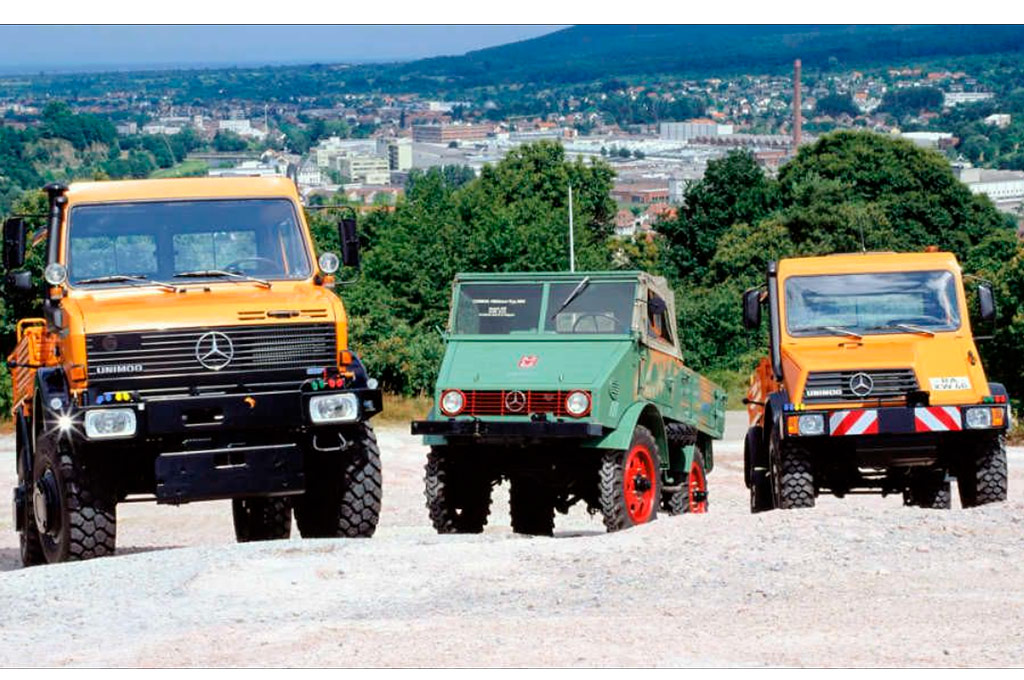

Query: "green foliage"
<box><xmin>322</xmin><ymin>142</ymin><xmax>616</xmax><ymax>395</ymax></box>
<box><xmin>814</xmin><ymin>93</ymin><xmax>860</xmax><ymax>118</ymax></box>
<box><xmin>659</xmin><ymin>149</ymin><xmax>781</xmax><ymax>280</ymax></box>
<box><xmin>878</xmin><ymin>87</ymin><xmax>944</xmax><ymax>119</ymax></box>
<box><xmin>213</xmin><ymin>130</ymin><xmax>248</xmax><ymax>152</ymax></box>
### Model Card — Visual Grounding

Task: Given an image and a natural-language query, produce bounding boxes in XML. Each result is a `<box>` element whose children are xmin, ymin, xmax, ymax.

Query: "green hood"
<box><xmin>439</xmin><ymin>338</ymin><xmax>633</xmax><ymax>390</ymax></box>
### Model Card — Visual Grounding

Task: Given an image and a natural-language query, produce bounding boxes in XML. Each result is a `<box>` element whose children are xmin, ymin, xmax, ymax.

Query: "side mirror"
<box><xmin>978</xmin><ymin>284</ymin><xmax>996</xmax><ymax>323</ymax></box>
<box><xmin>3</xmin><ymin>217</ymin><xmax>28</xmax><ymax>271</ymax></box>
<box><xmin>7</xmin><ymin>270</ymin><xmax>32</xmax><ymax>291</ymax></box>
<box><xmin>339</xmin><ymin>216</ymin><xmax>360</xmax><ymax>269</ymax></box>
<box><xmin>742</xmin><ymin>289</ymin><xmax>762</xmax><ymax>330</ymax></box>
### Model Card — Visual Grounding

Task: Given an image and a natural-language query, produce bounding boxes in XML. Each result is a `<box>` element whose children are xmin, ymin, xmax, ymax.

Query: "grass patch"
<box><xmin>376</xmin><ymin>393</ymin><xmax>433</xmax><ymax>425</ymax></box>
<box><xmin>150</xmin><ymin>160</ymin><xmax>209</xmax><ymax>179</ymax></box>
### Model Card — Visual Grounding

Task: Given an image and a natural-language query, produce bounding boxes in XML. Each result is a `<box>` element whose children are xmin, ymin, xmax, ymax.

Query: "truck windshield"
<box><xmin>452</xmin><ymin>281</ymin><xmax>635</xmax><ymax>335</ymax></box>
<box><xmin>785</xmin><ymin>270</ymin><xmax>962</xmax><ymax>337</ymax></box>
<box><xmin>66</xmin><ymin>199</ymin><xmax>311</xmax><ymax>286</ymax></box>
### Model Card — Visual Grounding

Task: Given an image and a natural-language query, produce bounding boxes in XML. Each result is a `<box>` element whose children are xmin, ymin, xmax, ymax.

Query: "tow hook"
<box><xmin>33</xmin><ymin>470</ymin><xmax>61</xmax><ymax>535</ymax></box>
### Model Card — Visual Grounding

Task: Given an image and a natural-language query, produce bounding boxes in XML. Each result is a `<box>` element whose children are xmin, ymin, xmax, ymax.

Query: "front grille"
<box><xmin>803</xmin><ymin>369</ymin><xmax>919</xmax><ymax>403</ymax></box>
<box><xmin>87</xmin><ymin>323</ymin><xmax>336</xmax><ymax>385</ymax></box>
<box><xmin>460</xmin><ymin>390</ymin><xmax>586</xmax><ymax>417</ymax></box>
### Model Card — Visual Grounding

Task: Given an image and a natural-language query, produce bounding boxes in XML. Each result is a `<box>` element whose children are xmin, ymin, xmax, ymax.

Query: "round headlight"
<box><xmin>318</xmin><ymin>252</ymin><xmax>340</xmax><ymax>274</ymax></box>
<box><xmin>965</xmin><ymin>407</ymin><xmax>992</xmax><ymax>429</ymax></box>
<box><xmin>440</xmin><ymin>390</ymin><xmax>465</xmax><ymax>416</ymax></box>
<box><xmin>44</xmin><ymin>263</ymin><xmax>68</xmax><ymax>285</ymax></box>
<box><xmin>565</xmin><ymin>390</ymin><xmax>590</xmax><ymax>417</ymax></box>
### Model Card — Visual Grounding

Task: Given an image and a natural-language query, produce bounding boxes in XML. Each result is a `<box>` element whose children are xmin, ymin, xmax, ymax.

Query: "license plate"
<box><xmin>930</xmin><ymin>376</ymin><xmax>971</xmax><ymax>391</ymax></box>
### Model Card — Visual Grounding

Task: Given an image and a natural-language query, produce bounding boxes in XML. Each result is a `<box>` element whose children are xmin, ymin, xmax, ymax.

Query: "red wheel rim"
<box><xmin>623</xmin><ymin>444</ymin><xmax>656</xmax><ymax>523</ymax></box>
<box><xmin>688</xmin><ymin>458</ymin><xmax>708</xmax><ymax>514</ymax></box>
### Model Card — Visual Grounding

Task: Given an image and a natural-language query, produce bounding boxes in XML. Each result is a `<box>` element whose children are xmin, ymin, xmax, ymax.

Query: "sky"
<box><xmin>0</xmin><ymin>25</ymin><xmax>567</xmax><ymax>73</ymax></box>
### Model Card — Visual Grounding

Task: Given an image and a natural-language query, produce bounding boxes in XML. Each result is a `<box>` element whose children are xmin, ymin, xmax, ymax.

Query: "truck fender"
<box><xmin>587</xmin><ymin>401</ymin><xmax>669</xmax><ymax>466</ymax></box>
<box><xmin>760</xmin><ymin>390</ymin><xmax>791</xmax><ymax>451</ymax></box>
<box><xmin>743</xmin><ymin>425</ymin><xmax>764</xmax><ymax>489</ymax></box>
<box><xmin>34</xmin><ymin>367</ymin><xmax>71</xmax><ymax>432</ymax></box>
<box><xmin>16</xmin><ymin>409</ymin><xmax>33</xmax><ymax>480</ymax></box>
<box><xmin>989</xmin><ymin>382</ymin><xmax>1008</xmax><ymax>400</ymax></box>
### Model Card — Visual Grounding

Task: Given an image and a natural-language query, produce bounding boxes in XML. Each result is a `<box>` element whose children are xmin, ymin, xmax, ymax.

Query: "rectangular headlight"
<box><xmin>965</xmin><ymin>406</ymin><xmax>1004</xmax><ymax>429</ymax></box>
<box><xmin>84</xmin><ymin>409</ymin><xmax>137</xmax><ymax>439</ymax></box>
<box><xmin>787</xmin><ymin>413</ymin><xmax>826</xmax><ymax>437</ymax></box>
<box><xmin>309</xmin><ymin>393</ymin><xmax>359</xmax><ymax>424</ymax></box>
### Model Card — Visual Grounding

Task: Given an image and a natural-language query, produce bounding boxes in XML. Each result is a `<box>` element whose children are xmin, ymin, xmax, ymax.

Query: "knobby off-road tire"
<box><xmin>33</xmin><ymin>444</ymin><xmax>117</xmax><ymax>563</ymax></box>
<box><xmin>509</xmin><ymin>476</ymin><xmax>555</xmax><ymax>536</ymax></box>
<box><xmin>16</xmin><ymin>415</ymin><xmax>44</xmax><ymax>566</ymax></box>
<box><xmin>958</xmin><ymin>436</ymin><xmax>1008</xmax><ymax>508</ymax></box>
<box><xmin>232</xmin><ymin>497</ymin><xmax>292</xmax><ymax>542</ymax></box>
<box><xmin>599</xmin><ymin>425</ymin><xmax>660</xmax><ymax>532</ymax></box>
<box><xmin>903</xmin><ymin>472</ymin><xmax>951</xmax><ymax>510</ymax></box>
<box><xmin>295</xmin><ymin>424</ymin><xmax>383</xmax><ymax>538</ymax></box>
<box><xmin>424</xmin><ymin>447</ymin><xmax>493</xmax><ymax>534</ymax></box>
<box><xmin>771</xmin><ymin>429</ymin><xmax>814</xmax><ymax>510</ymax></box>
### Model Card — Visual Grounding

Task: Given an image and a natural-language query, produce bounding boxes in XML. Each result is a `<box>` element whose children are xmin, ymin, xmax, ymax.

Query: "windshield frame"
<box><xmin>62</xmin><ymin>197</ymin><xmax>315</xmax><ymax>290</ymax></box>
<box><xmin>448</xmin><ymin>279</ymin><xmax>641</xmax><ymax>338</ymax></box>
<box><xmin>781</xmin><ymin>269</ymin><xmax>965</xmax><ymax>339</ymax></box>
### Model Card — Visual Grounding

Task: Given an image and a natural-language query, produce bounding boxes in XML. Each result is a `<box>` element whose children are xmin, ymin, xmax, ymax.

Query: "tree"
<box><xmin>213</xmin><ymin>130</ymin><xmax>248</xmax><ymax>152</ymax></box>
<box><xmin>814</xmin><ymin>93</ymin><xmax>859</xmax><ymax>118</ymax></box>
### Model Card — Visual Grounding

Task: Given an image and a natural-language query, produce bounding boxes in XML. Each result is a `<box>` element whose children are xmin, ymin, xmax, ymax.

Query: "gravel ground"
<box><xmin>1</xmin><ymin>412</ymin><xmax>1023</xmax><ymax>667</ymax></box>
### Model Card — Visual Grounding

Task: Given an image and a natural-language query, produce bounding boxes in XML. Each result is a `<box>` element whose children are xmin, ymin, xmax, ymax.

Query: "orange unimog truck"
<box><xmin>3</xmin><ymin>178</ymin><xmax>383</xmax><ymax>566</ymax></box>
<box><xmin>741</xmin><ymin>252</ymin><xmax>1009</xmax><ymax>512</ymax></box>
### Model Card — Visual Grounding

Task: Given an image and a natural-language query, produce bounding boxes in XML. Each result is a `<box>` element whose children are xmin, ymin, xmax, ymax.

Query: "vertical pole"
<box><xmin>568</xmin><ymin>183</ymin><xmax>576</xmax><ymax>272</ymax></box>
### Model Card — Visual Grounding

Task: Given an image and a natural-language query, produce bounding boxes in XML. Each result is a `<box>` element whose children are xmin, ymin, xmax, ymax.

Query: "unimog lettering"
<box><xmin>2</xmin><ymin>177</ymin><xmax>384</xmax><ymax>566</ymax></box>
<box><xmin>413</xmin><ymin>271</ymin><xmax>726</xmax><ymax>535</ymax></box>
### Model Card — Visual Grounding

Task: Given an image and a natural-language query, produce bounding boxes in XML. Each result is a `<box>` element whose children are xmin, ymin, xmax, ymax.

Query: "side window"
<box><xmin>647</xmin><ymin>291</ymin><xmax>674</xmax><ymax>346</ymax></box>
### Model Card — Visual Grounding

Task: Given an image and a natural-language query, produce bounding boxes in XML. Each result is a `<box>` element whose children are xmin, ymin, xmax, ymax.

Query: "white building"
<box><xmin>943</xmin><ymin>92</ymin><xmax>994</xmax><ymax>107</ymax></box>
<box><xmin>296</xmin><ymin>160</ymin><xmax>324</xmax><ymax>188</ymax></box>
<box><xmin>984</xmin><ymin>114</ymin><xmax>1012</xmax><ymax>129</ymax></box>
<box><xmin>900</xmin><ymin>131</ymin><xmax>954</xmax><ymax>149</ymax></box>
<box><xmin>337</xmin><ymin>154</ymin><xmax>390</xmax><ymax>185</ymax></box>
<box><xmin>955</xmin><ymin>166</ymin><xmax>1024</xmax><ymax>211</ymax></box>
<box><xmin>218</xmin><ymin>119</ymin><xmax>266</xmax><ymax>140</ymax></box>
<box><xmin>376</xmin><ymin>138</ymin><xmax>413</xmax><ymax>172</ymax></box>
<box><xmin>208</xmin><ymin>159</ymin><xmax>286</xmax><ymax>178</ymax></box>
<box><xmin>660</xmin><ymin>121</ymin><xmax>733</xmax><ymax>141</ymax></box>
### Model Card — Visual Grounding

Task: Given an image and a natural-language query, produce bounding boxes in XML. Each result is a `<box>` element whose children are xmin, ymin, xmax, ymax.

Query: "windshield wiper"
<box><xmin>869</xmin><ymin>323</ymin><xmax>936</xmax><ymax>337</ymax></box>
<box><xmin>74</xmin><ymin>274</ymin><xmax>178</xmax><ymax>292</ymax></box>
<box><xmin>550</xmin><ymin>276</ymin><xmax>591</xmax><ymax>319</ymax></box>
<box><xmin>174</xmin><ymin>269</ymin><xmax>271</xmax><ymax>289</ymax></box>
<box><xmin>801</xmin><ymin>325</ymin><xmax>864</xmax><ymax>339</ymax></box>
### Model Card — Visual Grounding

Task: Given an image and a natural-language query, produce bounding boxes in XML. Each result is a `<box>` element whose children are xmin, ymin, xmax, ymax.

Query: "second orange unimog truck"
<box><xmin>741</xmin><ymin>252</ymin><xmax>1009</xmax><ymax>512</ymax></box>
<box><xmin>3</xmin><ymin>178</ymin><xmax>383</xmax><ymax>566</ymax></box>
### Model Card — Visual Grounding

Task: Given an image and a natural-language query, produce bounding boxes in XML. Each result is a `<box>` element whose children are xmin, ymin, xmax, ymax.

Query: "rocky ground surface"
<box><xmin>1</xmin><ymin>412</ymin><xmax>1023</xmax><ymax>667</ymax></box>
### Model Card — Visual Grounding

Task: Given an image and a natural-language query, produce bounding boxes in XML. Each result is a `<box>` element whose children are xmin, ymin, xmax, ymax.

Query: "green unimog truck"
<box><xmin>411</xmin><ymin>271</ymin><xmax>727</xmax><ymax>535</ymax></box>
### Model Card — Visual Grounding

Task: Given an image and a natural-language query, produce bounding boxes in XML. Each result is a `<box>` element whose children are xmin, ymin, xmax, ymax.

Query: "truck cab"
<box><xmin>3</xmin><ymin>178</ymin><xmax>383</xmax><ymax>566</ymax></box>
<box><xmin>412</xmin><ymin>271</ymin><xmax>726</xmax><ymax>535</ymax></box>
<box><xmin>742</xmin><ymin>252</ymin><xmax>1009</xmax><ymax>512</ymax></box>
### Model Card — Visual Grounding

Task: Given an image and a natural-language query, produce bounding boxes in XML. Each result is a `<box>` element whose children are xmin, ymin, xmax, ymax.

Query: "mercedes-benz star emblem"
<box><xmin>849</xmin><ymin>372</ymin><xmax>874</xmax><ymax>398</ymax></box>
<box><xmin>504</xmin><ymin>390</ymin><xmax>527</xmax><ymax>413</ymax></box>
<box><xmin>195</xmin><ymin>331</ymin><xmax>235</xmax><ymax>371</ymax></box>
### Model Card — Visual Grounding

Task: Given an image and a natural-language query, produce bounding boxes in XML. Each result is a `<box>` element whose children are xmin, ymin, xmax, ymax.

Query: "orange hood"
<box><xmin>63</xmin><ymin>282</ymin><xmax>343</xmax><ymax>335</ymax></box>
<box><xmin>781</xmin><ymin>333</ymin><xmax>990</xmax><ymax>406</ymax></box>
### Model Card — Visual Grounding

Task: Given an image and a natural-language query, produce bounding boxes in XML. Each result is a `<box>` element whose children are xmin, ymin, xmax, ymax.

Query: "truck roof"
<box><xmin>778</xmin><ymin>251</ymin><xmax>962</xmax><ymax>277</ymax></box>
<box><xmin>455</xmin><ymin>270</ymin><xmax>651</xmax><ymax>283</ymax></box>
<box><xmin>65</xmin><ymin>177</ymin><xmax>300</xmax><ymax>205</ymax></box>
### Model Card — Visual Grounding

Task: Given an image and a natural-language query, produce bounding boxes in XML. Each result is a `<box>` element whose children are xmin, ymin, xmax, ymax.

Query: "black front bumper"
<box><xmin>412</xmin><ymin>418</ymin><xmax>606</xmax><ymax>439</ymax></box>
<box><xmin>70</xmin><ymin>386</ymin><xmax>382</xmax><ymax>503</ymax></box>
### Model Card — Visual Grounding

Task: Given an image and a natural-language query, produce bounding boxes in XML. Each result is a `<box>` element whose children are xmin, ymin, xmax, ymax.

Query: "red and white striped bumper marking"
<box><xmin>829</xmin><ymin>409</ymin><xmax>879</xmax><ymax>436</ymax></box>
<box><xmin>914</xmin><ymin>406</ymin><xmax>962</xmax><ymax>432</ymax></box>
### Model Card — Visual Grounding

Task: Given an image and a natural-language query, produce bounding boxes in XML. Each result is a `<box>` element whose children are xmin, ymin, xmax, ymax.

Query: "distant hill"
<box><xmin>395</xmin><ymin>25</ymin><xmax>1024</xmax><ymax>87</ymax></box>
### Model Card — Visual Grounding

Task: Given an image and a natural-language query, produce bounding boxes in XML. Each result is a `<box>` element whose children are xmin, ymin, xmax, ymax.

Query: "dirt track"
<box><xmin>1</xmin><ymin>412</ymin><xmax>1023</xmax><ymax>667</ymax></box>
